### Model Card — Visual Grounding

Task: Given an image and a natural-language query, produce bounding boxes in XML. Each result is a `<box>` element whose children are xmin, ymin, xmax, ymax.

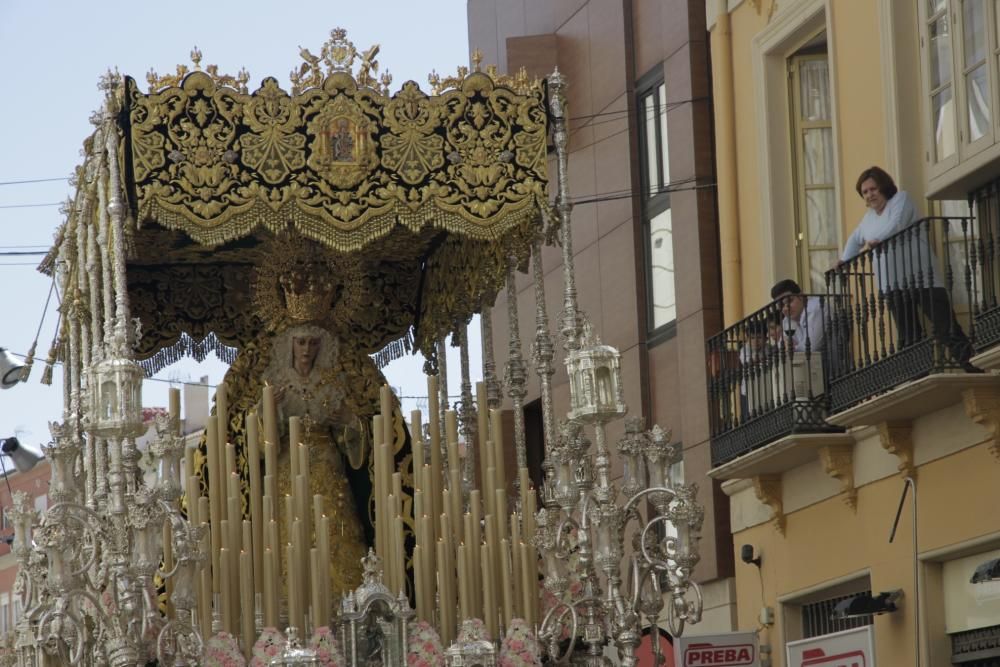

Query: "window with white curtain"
<box><xmin>920</xmin><ymin>0</ymin><xmax>998</xmax><ymax>176</ymax></box>
<box><xmin>638</xmin><ymin>70</ymin><xmax>676</xmax><ymax>336</ymax></box>
<box><xmin>789</xmin><ymin>51</ymin><xmax>837</xmax><ymax>292</ymax></box>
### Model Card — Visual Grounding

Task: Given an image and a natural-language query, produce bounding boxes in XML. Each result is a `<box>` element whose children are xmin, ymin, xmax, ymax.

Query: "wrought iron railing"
<box><xmin>972</xmin><ymin>181</ymin><xmax>1000</xmax><ymax>351</ymax></box>
<box><xmin>707</xmin><ymin>294</ymin><xmax>842</xmax><ymax>467</ymax></box>
<box><xmin>824</xmin><ymin>216</ymin><xmax>977</xmax><ymax>413</ymax></box>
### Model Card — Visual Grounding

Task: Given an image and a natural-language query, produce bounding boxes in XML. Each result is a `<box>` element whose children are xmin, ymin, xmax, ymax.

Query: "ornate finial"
<box><xmin>427</xmin><ymin>51</ymin><xmax>543</xmax><ymax>95</ymax></box>
<box><xmin>290</xmin><ymin>28</ymin><xmax>389</xmax><ymax>95</ymax></box>
<box><xmin>146</xmin><ymin>50</ymin><xmax>249</xmax><ymax>94</ymax></box>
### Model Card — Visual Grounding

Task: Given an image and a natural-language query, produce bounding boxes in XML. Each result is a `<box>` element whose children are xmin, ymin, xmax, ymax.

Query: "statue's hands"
<box><xmin>272</xmin><ymin>384</ymin><xmax>287</xmax><ymax>404</ymax></box>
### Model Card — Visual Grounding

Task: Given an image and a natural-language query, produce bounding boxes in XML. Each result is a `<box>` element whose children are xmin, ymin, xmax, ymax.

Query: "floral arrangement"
<box><xmin>309</xmin><ymin>626</ymin><xmax>345</xmax><ymax>666</ymax></box>
<box><xmin>249</xmin><ymin>627</ymin><xmax>285</xmax><ymax>667</ymax></box>
<box><xmin>499</xmin><ymin>618</ymin><xmax>542</xmax><ymax>667</ymax></box>
<box><xmin>406</xmin><ymin>619</ymin><xmax>445</xmax><ymax>667</ymax></box>
<box><xmin>204</xmin><ymin>631</ymin><xmax>247</xmax><ymax>667</ymax></box>
<box><xmin>457</xmin><ymin>617</ymin><xmax>488</xmax><ymax>641</ymax></box>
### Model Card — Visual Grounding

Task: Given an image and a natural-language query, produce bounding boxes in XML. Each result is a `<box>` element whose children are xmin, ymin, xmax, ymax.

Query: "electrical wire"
<box><xmin>0</xmin><ymin>177</ymin><xmax>69</xmax><ymax>186</ymax></box>
<box><xmin>0</xmin><ymin>202</ymin><xmax>63</xmax><ymax>209</ymax></box>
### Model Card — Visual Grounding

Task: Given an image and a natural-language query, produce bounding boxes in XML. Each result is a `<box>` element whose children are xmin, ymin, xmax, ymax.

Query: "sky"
<box><xmin>0</xmin><ymin>0</ymin><xmax>480</xmax><ymax>450</ymax></box>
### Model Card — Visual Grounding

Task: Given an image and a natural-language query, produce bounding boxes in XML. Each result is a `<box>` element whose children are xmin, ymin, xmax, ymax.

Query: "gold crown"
<box><xmin>280</xmin><ymin>268</ymin><xmax>336</xmax><ymax>323</ymax></box>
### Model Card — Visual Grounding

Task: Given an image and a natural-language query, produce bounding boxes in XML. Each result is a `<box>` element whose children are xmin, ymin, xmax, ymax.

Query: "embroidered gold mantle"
<box><xmin>120</xmin><ymin>68</ymin><xmax>548</xmax><ymax>355</ymax></box>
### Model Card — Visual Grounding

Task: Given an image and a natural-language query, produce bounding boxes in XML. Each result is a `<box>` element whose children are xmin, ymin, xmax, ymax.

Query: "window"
<box><xmin>789</xmin><ymin>45</ymin><xmax>838</xmax><ymax>292</ymax></box>
<box><xmin>638</xmin><ymin>70</ymin><xmax>675</xmax><ymax>336</ymax></box>
<box><xmin>921</xmin><ymin>0</ymin><xmax>999</xmax><ymax>173</ymax></box>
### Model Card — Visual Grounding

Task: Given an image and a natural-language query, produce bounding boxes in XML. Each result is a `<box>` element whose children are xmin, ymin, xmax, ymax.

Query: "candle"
<box><xmin>436</xmin><ymin>539</ymin><xmax>453</xmax><ymax>646</ymax></box>
<box><xmin>420</xmin><ymin>514</ymin><xmax>435</xmax><ymax>612</ymax></box>
<box><xmin>518</xmin><ymin>467</ymin><xmax>531</xmax><ymax>508</ymax></box>
<box><xmin>319</xmin><ymin>516</ymin><xmax>330</xmax><ymax>620</ymax></box>
<box><xmin>240</xmin><ymin>550</ymin><xmax>254</xmax><ymax>657</ymax></box>
<box><xmin>427</xmin><ymin>376</ymin><xmax>442</xmax><ymax>532</ymax></box>
<box><xmin>263</xmin><ymin>547</ymin><xmax>276</xmax><ymax>628</ymax></box>
<box><xmin>414</xmin><ymin>545</ymin><xmax>427</xmax><ymax>621</ymax></box>
<box><xmin>457</xmin><ymin>543</ymin><xmax>469</xmax><ymax>622</ymax></box>
<box><xmin>199</xmin><ymin>564</ymin><xmax>212</xmax><ymax>639</ymax></box>
<box><xmin>169</xmin><ymin>387</ymin><xmax>181</xmax><ymax>426</ymax></box>
<box><xmin>373</xmin><ymin>417</ymin><xmax>385</xmax><ymax>561</ymax></box>
<box><xmin>380</xmin><ymin>384</ymin><xmax>393</xmax><ymax>447</ymax></box>
<box><xmin>519</xmin><ymin>542</ymin><xmax>534</xmax><ymax>628</ymax></box>
<box><xmin>385</xmin><ymin>494</ymin><xmax>397</xmax><ymax>593</ymax></box>
<box><xmin>268</xmin><ymin>520</ymin><xmax>280</xmax><ymax>622</ymax></box>
<box><xmin>310</xmin><ymin>547</ymin><xmax>323</xmax><ymax>631</ymax></box>
<box><xmin>248</xmin><ymin>411</ymin><xmax>263</xmax><ymax>596</ymax></box>
<box><xmin>228</xmin><ymin>495</ymin><xmax>242</xmax><ymax>616</ymax></box>
<box><xmin>262</xmin><ymin>385</ymin><xmax>278</xmax><ymax>454</ymax></box>
<box><xmin>470</xmin><ymin>496</ymin><xmax>482</xmax><ymax>614</ymax></box>
<box><xmin>463</xmin><ymin>514</ymin><xmax>477</xmax><ymax>619</ymax></box>
<box><xmin>511</xmin><ymin>517</ymin><xmax>523</xmax><ymax>618</ymax></box>
<box><xmin>449</xmin><ymin>470</ymin><xmax>462</xmax><ymax>540</ymax></box>
<box><xmin>410</xmin><ymin>409</ymin><xmax>424</xmax><ymax>464</ymax></box>
<box><xmin>394</xmin><ymin>516</ymin><xmax>406</xmax><ymax>597</ymax></box>
<box><xmin>289</xmin><ymin>417</ymin><xmax>301</xmax><ymax>479</ymax></box>
<box><xmin>485</xmin><ymin>465</ymin><xmax>497</xmax><ymax>519</ymax></box>
<box><xmin>499</xmin><ymin>539</ymin><xmax>513</xmax><ymax>627</ymax></box>
<box><xmin>219</xmin><ymin>547</ymin><xmax>233</xmax><ymax>634</ymax></box>
<box><xmin>523</xmin><ymin>487</ymin><xmax>537</xmax><ymax>542</ymax></box>
<box><xmin>225</xmin><ymin>445</ymin><xmax>238</xmax><ymax>498</ymax></box>
<box><xmin>216</xmin><ymin>381</ymin><xmax>229</xmax><ymax>452</ymax></box>
<box><xmin>482</xmin><ymin>543</ymin><xmax>497</xmax><ymax>640</ymax></box>
<box><xmin>206</xmin><ymin>416</ymin><xmax>222</xmax><ymax>592</ymax></box>
<box><xmin>496</xmin><ymin>490</ymin><xmax>509</xmax><ymax>541</ymax></box>
<box><xmin>476</xmin><ymin>380</ymin><xmax>489</xmax><ymax>461</ymax></box>
<box><xmin>445</xmin><ymin>411</ymin><xmax>459</xmax><ymax>474</ymax></box>
<box><xmin>286</xmin><ymin>543</ymin><xmax>299</xmax><ymax>634</ymax></box>
<box><xmin>293</xmin><ymin>519</ymin><xmax>306</xmax><ymax>631</ymax></box>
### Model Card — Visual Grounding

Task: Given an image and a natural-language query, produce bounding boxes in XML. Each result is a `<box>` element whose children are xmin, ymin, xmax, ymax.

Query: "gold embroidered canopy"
<box><xmin>107</xmin><ymin>33</ymin><xmax>549</xmax><ymax>370</ymax></box>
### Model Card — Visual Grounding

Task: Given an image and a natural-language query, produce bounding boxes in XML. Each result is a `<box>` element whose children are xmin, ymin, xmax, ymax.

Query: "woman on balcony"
<box><xmin>839</xmin><ymin>166</ymin><xmax>975</xmax><ymax>370</ymax></box>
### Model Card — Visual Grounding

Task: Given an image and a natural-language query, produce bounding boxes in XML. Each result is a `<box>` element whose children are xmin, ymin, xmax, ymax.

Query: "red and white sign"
<box><xmin>673</xmin><ymin>632</ymin><xmax>760</xmax><ymax>667</ymax></box>
<box><xmin>786</xmin><ymin>626</ymin><xmax>875</xmax><ymax>667</ymax></box>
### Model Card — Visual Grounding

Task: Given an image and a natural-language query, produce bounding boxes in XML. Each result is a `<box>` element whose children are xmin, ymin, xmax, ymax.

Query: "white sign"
<box><xmin>673</xmin><ymin>631</ymin><xmax>760</xmax><ymax>667</ymax></box>
<box><xmin>786</xmin><ymin>626</ymin><xmax>875</xmax><ymax>667</ymax></box>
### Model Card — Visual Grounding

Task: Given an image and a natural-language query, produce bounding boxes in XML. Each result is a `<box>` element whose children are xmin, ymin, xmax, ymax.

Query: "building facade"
<box><xmin>468</xmin><ymin>0</ymin><xmax>735</xmax><ymax>634</ymax></box>
<box><xmin>707</xmin><ymin>0</ymin><xmax>1000</xmax><ymax>665</ymax></box>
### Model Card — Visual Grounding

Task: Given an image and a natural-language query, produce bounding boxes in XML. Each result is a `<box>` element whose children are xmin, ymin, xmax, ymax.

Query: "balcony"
<box><xmin>708</xmin><ymin>215</ymin><xmax>993</xmax><ymax>472</ymax></box>
<box><xmin>707</xmin><ymin>295</ymin><xmax>843</xmax><ymax>468</ymax></box>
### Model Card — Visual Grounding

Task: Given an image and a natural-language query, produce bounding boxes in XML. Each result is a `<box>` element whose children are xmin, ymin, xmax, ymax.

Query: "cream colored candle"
<box><xmin>199</xmin><ymin>564</ymin><xmax>212</xmax><ymax>639</ymax></box>
<box><xmin>410</xmin><ymin>409</ymin><xmax>424</xmax><ymax>464</ymax></box>
<box><xmin>385</xmin><ymin>494</ymin><xmax>397</xmax><ymax>593</ymax></box>
<box><xmin>436</xmin><ymin>539</ymin><xmax>453</xmax><ymax>646</ymax></box>
<box><xmin>262</xmin><ymin>385</ymin><xmax>278</xmax><ymax>452</ymax></box>
<box><xmin>484</xmin><ymin>514</ymin><xmax>499</xmax><ymax>597</ymax></box>
<box><xmin>496</xmin><ymin>490</ymin><xmax>509</xmax><ymax>541</ymax></box>
<box><xmin>463</xmin><ymin>514</ymin><xmax>477</xmax><ymax>618</ymax></box>
<box><xmin>393</xmin><ymin>515</ymin><xmax>406</xmax><ymax>597</ymax></box>
<box><xmin>476</xmin><ymin>382</ymin><xmax>490</xmax><ymax>490</ymax></box>
<box><xmin>511</xmin><ymin>517</ymin><xmax>523</xmax><ymax>618</ymax></box>
<box><xmin>485</xmin><ymin>465</ymin><xmax>497</xmax><ymax>519</ymax></box>
<box><xmin>264</xmin><ymin>437</ymin><xmax>278</xmax><ymax>497</ymax></box>
<box><xmin>470</xmin><ymin>496</ymin><xmax>483</xmax><ymax>614</ymax></box>
<box><xmin>449</xmin><ymin>470</ymin><xmax>462</xmax><ymax>540</ymax></box>
<box><xmin>499</xmin><ymin>539</ymin><xmax>513</xmax><ymax>627</ymax></box>
<box><xmin>523</xmin><ymin>487</ymin><xmax>537</xmax><ymax>542</ymax></box>
<box><xmin>445</xmin><ymin>410</ymin><xmax>459</xmax><ymax>468</ymax></box>
<box><xmin>227</xmin><ymin>494</ymin><xmax>242</xmax><ymax>612</ymax></box>
<box><xmin>225</xmin><ymin>445</ymin><xmax>238</xmax><ymax>498</ymax></box>
<box><xmin>247</xmin><ymin>411</ymin><xmax>263</xmax><ymax>592</ymax></box>
<box><xmin>240</xmin><ymin>550</ymin><xmax>254</xmax><ymax>657</ymax></box>
<box><xmin>319</xmin><ymin>516</ymin><xmax>330</xmax><ymax>620</ymax></box>
<box><xmin>457</xmin><ymin>543</ymin><xmax>470</xmax><ymax>622</ymax></box>
<box><xmin>206</xmin><ymin>416</ymin><xmax>222</xmax><ymax>591</ymax></box>
<box><xmin>198</xmin><ymin>496</ymin><xmax>210</xmax><ymax>533</ymax></box>
<box><xmin>289</xmin><ymin>417</ymin><xmax>301</xmax><ymax>479</ymax></box>
<box><xmin>286</xmin><ymin>542</ymin><xmax>299</xmax><ymax>634</ymax></box>
<box><xmin>263</xmin><ymin>547</ymin><xmax>276</xmax><ymax>628</ymax></box>
<box><xmin>413</xmin><ymin>544</ymin><xmax>427</xmax><ymax>621</ymax></box>
<box><xmin>518</xmin><ymin>467</ymin><xmax>531</xmax><ymax>508</ymax></box>
<box><xmin>380</xmin><ymin>384</ymin><xmax>393</xmax><ymax>447</ymax></box>
<box><xmin>267</xmin><ymin>520</ymin><xmax>280</xmax><ymax>620</ymax></box>
<box><xmin>519</xmin><ymin>542</ymin><xmax>534</xmax><ymax>628</ymax></box>
<box><xmin>219</xmin><ymin>547</ymin><xmax>233</xmax><ymax>634</ymax></box>
<box><xmin>427</xmin><ymin>376</ymin><xmax>442</xmax><ymax>531</ymax></box>
<box><xmin>216</xmin><ymin>381</ymin><xmax>229</xmax><ymax>448</ymax></box>
<box><xmin>373</xmin><ymin>418</ymin><xmax>385</xmax><ymax>562</ymax></box>
<box><xmin>420</xmin><ymin>514</ymin><xmax>435</xmax><ymax>605</ymax></box>
<box><xmin>481</xmin><ymin>543</ymin><xmax>497</xmax><ymax>640</ymax></box>
<box><xmin>169</xmin><ymin>387</ymin><xmax>181</xmax><ymax>426</ymax></box>
<box><xmin>310</xmin><ymin>547</ymin><xmax>323</xmax><ymax>631</ymax></box>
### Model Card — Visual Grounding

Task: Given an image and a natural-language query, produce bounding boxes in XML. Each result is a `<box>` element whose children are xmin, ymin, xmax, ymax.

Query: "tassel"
<box><xmin>39</xmin><ymin>338</ymin><xmax>59</xmax><ymax>386</ymax></box>
<box><xmin>19</xmin><ymin>341</ymin><xmax>36</xmax><ymax>383</ymax></box>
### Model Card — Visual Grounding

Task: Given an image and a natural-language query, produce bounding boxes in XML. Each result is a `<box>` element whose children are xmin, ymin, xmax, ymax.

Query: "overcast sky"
<box><xmin>0</xmin><ymin>0</ymin><xmax>480</xmax><ymax>448</ymax></box>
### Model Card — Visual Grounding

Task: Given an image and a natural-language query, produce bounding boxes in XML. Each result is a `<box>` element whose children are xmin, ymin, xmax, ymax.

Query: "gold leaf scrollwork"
<box><xmin>240</xmin><ymin>78</ymin><xmax>306</xmax><ymax>185</ymax></box>
<box><xmin>381</xmin><ymin>82</ymin><xmax>445</xmax><ymax>186</ymax></box>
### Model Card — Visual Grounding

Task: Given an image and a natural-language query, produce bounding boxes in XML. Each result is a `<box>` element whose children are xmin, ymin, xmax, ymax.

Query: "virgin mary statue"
<box><xmin>195</xmin><ymin>240</ymin><xmax>413</xmax><ymax>601</ymax></box>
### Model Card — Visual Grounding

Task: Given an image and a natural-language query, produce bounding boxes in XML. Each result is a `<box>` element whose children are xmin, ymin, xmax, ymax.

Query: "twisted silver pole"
<box><xmin>504</xmin><ymin>261</ymin><xmax>528</xmax><ymax>470</ymax></box>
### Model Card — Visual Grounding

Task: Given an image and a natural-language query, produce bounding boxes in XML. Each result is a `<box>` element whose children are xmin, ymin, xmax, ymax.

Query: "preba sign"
<box><xmin>674</xmin><ymin>632</ymin><xmax>760</xmax><ymax>667</ymax></box>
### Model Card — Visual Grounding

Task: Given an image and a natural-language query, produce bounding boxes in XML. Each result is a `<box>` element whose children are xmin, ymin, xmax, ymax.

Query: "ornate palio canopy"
<box><xmin>73</xmin><ymin>30</ymin><xmax>549</xmax><ymax>371</ymax></box>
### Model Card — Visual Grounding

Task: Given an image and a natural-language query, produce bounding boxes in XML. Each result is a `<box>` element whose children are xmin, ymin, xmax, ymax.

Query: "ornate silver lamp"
<box><xmin>269</xmin><ymin>628</ymin><xmax>321</xmax><ymax>666</ymax></box>
<box><xmin>533</xmin><ymin>69</ymin><xmax>705</xmax><ymax>667</ymax></box>
<box><xmin>339</xmin><ymin>550</ymin><xmax>413</xmax><ymax>667</ymax></box>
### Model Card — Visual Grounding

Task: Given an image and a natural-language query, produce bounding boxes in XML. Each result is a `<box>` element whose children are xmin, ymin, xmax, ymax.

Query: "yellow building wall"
<box><xmin>716</xmin><ymin>0</ymin><xmax>901</xmax><ymax>319</ymax></box>
<box><xmin>731</xmin><ymin>442</ymin><xmax>1000</xmax><ymax>667</ymax></box>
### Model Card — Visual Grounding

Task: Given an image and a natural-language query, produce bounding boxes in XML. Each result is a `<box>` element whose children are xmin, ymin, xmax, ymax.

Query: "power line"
<box><xmin>0</xmin><ymin>177</ymin><xmax>69</xmax><ymax>186</ymax></box>
<box><xmin>0</xmin><ymin>251</ymin><xmax>47</xmax><ymax>256</ymax></box>
<box><xmin>0</xmin><ymin>202</ymin><xmax>63</xmax><ymax>209</ymax></box>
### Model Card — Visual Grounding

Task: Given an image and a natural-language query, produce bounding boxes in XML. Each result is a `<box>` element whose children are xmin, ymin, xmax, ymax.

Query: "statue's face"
<box><xmin>292</xmin><ymin>335</ymin><xmax>321</xmax><ymax>371</ymax></box>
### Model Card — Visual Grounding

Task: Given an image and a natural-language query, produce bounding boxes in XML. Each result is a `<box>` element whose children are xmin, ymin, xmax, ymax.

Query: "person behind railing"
<box><xmin>771</xmin><ymin>279</ymin><xmax>824</xmax><ymax>352</ymax></box>
<box><xmin>738</xmin><ymin>318</ymin><xmax>775</xmax><ymax>420</ymax></box>
<box><xmin>770</xmin><ymin>279</ymin><xmax>825</xmax><ymax>401</ymax></box>
<box><xmin>838</xmin><ymin>166</ymin><xmax>976</xmax><ymax>370</ymax></box>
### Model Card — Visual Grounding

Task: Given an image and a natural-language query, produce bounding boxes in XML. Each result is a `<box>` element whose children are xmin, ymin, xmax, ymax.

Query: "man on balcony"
<box><xmin>770</xmin><ymin>279</ymin><xmax>826</xmax><ymax>400</ymax></box>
